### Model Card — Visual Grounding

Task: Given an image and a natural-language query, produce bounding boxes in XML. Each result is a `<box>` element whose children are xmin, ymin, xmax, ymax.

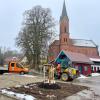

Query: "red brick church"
<box><xmin>48</xmin><ymin>1</ymin><xmax>99</xmax><ymax>62</ymax></box>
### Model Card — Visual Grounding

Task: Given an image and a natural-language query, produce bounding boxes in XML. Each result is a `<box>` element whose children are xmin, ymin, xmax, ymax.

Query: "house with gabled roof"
<box><xmin>55</xmin><ymin>50</ymin><xmax>93</xmax><ymax>75</ymax></box>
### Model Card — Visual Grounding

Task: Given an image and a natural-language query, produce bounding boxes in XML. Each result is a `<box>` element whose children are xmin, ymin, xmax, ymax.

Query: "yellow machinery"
<box><xmin>54</xmin><ymin>66</ymin><xmax>79</xmax><ymax>81</ymax></box>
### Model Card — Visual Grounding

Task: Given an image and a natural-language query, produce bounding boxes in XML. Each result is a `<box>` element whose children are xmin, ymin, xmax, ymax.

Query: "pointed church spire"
<box><xmin>60</xmin><ymin>0</ymin><xmax>68</xmax><ymax>21</ymax></box>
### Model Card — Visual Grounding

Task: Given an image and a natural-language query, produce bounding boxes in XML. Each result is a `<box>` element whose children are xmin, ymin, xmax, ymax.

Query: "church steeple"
<box><xmin>59</xmin><ymin>0</ymin><xmax>70</xmax><ymax>50</ymax></box>
<box><xmin>60</xmin><ymin>0</ymin><xmax>69</xmax><ymax>34</ymax></box>
<box><xmin>60</xmin><ymin>0</ymin><xmax>68</xmax><ymax>21</ymax></box>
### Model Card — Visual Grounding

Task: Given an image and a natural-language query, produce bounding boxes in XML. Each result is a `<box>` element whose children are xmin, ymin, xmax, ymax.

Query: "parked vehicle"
<box><xmin>0</xmin><ymin>61</ymin><xmax>29</xmax><ymax>74</ymax></box>
<box><xmin>54</xmin><ymin>64</ymin><xmax>79</xmax><ymax>81</ymax></box>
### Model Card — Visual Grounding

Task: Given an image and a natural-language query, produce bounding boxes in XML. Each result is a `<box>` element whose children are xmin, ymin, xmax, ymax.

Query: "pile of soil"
<box><xmin>38</xmin><ymin>82</ymin><xmax>61</xmax><ymax>89</ymax></box>
<box><xmin>8</xmin><ymin>82</ymin><xmax>88</xmax><ymax>100</ymax></box>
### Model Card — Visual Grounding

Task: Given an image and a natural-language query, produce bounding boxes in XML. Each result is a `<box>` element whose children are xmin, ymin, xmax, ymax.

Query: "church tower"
<box><xmin>59</xmin><ymin>0</ymin><xmax>70</xmax><ymax>50</ymax></box>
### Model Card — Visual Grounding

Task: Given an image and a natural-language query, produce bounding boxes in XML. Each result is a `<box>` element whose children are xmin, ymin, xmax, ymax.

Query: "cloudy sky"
<box><xmin>0</xmin><ymin>0</ymin><xmax>100</xmax><ymax>52</ymax></box>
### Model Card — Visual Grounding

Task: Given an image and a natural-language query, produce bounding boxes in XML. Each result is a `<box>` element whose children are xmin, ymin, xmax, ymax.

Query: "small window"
<box><xmin>75</xmin><ymin>66</ymin><xmax>78</xmax><ymax>70</ymax></box>
<box><xmin>16</xmin><ymin>63</ymin><xmax>23</xmax><ymax>68</ymax></box>
<box><xmin>11</xmin><ymin>63</ymin><xmax>15</xmax><ymax>67</ymax></box>
<box><xmin>98</xmin><ymin>67</ymin><xmax>99</xmax><ymax>70</ymax></box>
<box><xmin>91</xmin><ymin>67</ymin><xmax>93</xmax><ymax>71</ymax></box>
<box><xmin>94</xmin><ymin>67</ymin><xmax>96</xmax><ymax>71</ymax></box>
<box><xmin>84</xmin><ymin>66</ymin><xmax>88</xmax><ymax>71</ymax></box>
<box><xmin>91</xmin><ymin>67</ymin><xmax>93</xmax><ymax>72</ymax></box>
<box><xmin>59</xmin><ymin>55</ymin><xmax>66</xmax><ymax>59</ymax></box>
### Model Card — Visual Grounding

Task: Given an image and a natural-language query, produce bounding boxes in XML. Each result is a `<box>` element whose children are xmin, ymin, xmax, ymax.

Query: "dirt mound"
<box><xmin>38</xmin><ymin>82</ymin><xmax>61</xmax><ymax>89</ymax></box>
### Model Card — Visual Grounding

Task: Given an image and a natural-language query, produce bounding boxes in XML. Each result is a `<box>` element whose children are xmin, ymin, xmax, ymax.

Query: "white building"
<box><xmin>90</xmin><ymin>58</ymin><xmax>100</xmax><ymax>72</ymax></box>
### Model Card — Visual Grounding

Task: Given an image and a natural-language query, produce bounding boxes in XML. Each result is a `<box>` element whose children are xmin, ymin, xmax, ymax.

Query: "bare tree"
<box><xmin>0</xmin><ymin>47</ymin><xmax>20</xmax><ymax>66</ymax></box>
<box><xmin>16</xmin><ymin>5</ymin><xmax>56</xmax><ymax>70</ymax></box>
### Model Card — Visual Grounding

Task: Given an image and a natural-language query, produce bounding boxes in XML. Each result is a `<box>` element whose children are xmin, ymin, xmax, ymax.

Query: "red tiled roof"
<box><xmin>63</xmin><ymin>50</ymin><xmax>93</xmax><ymax>64</ymax></box>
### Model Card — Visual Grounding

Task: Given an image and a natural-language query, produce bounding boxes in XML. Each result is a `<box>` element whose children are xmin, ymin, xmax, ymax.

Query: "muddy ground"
<box><xmin>6</xmin><ymin>82</ymin><xmax>88</xmax><ymax>100</ymax></box>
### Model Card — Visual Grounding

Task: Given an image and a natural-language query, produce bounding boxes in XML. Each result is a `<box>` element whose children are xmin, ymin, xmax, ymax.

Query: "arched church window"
<box><xmin>66</xmin><ymin>38</ymin><xmax>67</xmax><ymax>42</ymax></box>
<box><xmin>64</xmin><ymin>38</ymin><xmax>67</xmax><ymax>42</ymax></box>
<box><xmin>64</xmin><ymin>38</ymin><xmax>65</xmax><ymax>42</ymax></box>
<box><xmin>65</xmin><ymin>27</ymin><xmax>66</xmax><ymax>33</ymax></box>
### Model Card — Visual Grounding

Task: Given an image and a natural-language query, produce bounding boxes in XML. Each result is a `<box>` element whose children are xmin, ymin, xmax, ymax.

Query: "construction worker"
<box><xmin>56</xmin><ymin>63</ymin><xmax>61</xmax><ymax>79</ymax></box>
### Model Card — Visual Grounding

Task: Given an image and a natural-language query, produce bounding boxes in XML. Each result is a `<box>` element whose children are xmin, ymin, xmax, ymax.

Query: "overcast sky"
<box><xmin>0</xmin><ymin>0</ymin><xmax>100</xmax><ymax>52</ymax></box>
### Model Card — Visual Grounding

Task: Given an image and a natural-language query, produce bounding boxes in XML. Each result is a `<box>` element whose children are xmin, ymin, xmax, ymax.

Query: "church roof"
<box><xmin>71</xmin><ymin>39</ymin><xmax>97</xmax><ymax>47</ymax></box>
<box><xmin>60</xmin><ymin>0</ymin><xmax>68</xmax><ymax>21</ymax></box>
<box><xmin>50</xmin><ymin>39</ymin><xmax>97</xmax><ymax>48</ymax></box>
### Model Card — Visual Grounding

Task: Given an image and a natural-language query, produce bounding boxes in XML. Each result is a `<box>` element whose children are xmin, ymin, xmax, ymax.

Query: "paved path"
<box><xmin>0</xmin><ymin>74</ymin><xmax>43</xmax><ymax>88</ymax></box>
<box><xmin>74</xmin><ymin>76</ymin><xmax>100</xmax><ymax>96</ymax></box>
<box><xmin>66</xmin><ymin>76</ymin><xmax>100</xmax><ymax>100</ymax></box>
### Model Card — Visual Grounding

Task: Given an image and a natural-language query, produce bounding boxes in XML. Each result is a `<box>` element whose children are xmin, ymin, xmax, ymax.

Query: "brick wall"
<box><xmin>61</xmin><ymin>45</ymin><xmax>99</xmax><ymax>57</ymax></box>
